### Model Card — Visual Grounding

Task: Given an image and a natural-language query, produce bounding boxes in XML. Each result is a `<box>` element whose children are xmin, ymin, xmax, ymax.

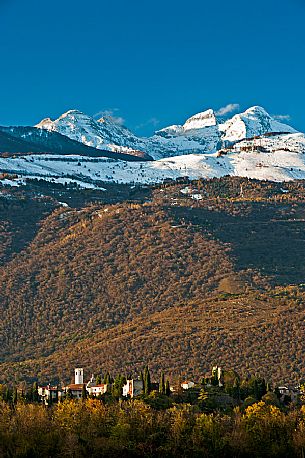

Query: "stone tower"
<box><xmin>75</xmin><ymin>368</ymin><xmax>84</xmax><ymax>385</ymax></box>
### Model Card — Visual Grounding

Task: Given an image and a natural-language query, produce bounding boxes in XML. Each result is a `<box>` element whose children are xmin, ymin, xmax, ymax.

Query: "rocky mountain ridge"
<box><xmin>36</xmin><ymin>105</ymin><xmax>297</xmax><ymax>159</ymax></box>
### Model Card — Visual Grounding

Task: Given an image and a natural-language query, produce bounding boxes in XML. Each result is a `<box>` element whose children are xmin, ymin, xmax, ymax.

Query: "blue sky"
<box><xmin>0</xmin><ymin>0</ymin><xmax>304</xmax><ymax>135</ymax></box>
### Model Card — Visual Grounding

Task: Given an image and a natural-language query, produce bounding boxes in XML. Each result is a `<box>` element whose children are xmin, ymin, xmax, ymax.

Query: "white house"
<box><xmin>181</xmin><ymin>381</ymin><xmax>195</xmax><ymax>390</ymax></box>
<box><xmin>87</xmin><ymin>384</ymin><xmax>108</xmax><ymax>396</ymax></box>
<box><xmin>85</xmin><ymin>374</ymin><xmax>108</xmax><ymax>396</ymax></box>
<box><xmin>38</xmin><ymin>385</ymin><xmax>61</xmax><ymax>404</ymax></box>
<box><xmin>278</xmin><ymin>386</ymin><xmax>299</xmax><ymax>402</ymax></box>
<box><xmin>122</xmin><ymin>379</ymin><xmax>143</xmax><ymax>398</ymax></box>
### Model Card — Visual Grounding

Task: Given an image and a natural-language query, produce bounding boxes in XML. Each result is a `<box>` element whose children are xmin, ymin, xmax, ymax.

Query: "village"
<box><xmin>36</xmin><ymin>366</ymin><xmax>303</xmax><ymax>407</ymax></box>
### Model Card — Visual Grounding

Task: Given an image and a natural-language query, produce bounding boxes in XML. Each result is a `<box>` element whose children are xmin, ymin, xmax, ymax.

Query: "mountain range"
<box><xmin>35</xmin><ymin>105</ymin><xmax>298</xmax><ymax>159</ymax></box>
<box><xmin>0</xmin><ymin>105</ymin><xmax>305</xmax><ymax>186</ymax></box>
<box><xmin>1</xmin><ymin>105</ymin><xmax>305</xmax><ymax>385</ymax></box>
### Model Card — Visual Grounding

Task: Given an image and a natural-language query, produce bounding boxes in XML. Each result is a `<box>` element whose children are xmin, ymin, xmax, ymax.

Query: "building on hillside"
<box><xmin>63</xmin><ymin>384</ymin><xmax>84</xmax><ymax>399</ymax></box>
<box><xmin>278</xmin><ymin>386</ymin><xmax>299</xmax><ymax>402</ymax></box>
<box><xmin>63</xmin><ymin>367</ymin><xmax>85</xmax><ymax>399</ymax></box>
<box><xmin>87</xmin><ymin>384</ymin><xmax>108</xmax><ymax>396</ymax></box>
<box><xmin>39</xmin><ymin>368</ymin><xmax>110</xmax><ymax>402</ymax></box>
<box><xmin>212</xmin><ymin>365</ymin><xmax>224</xmax><ymax>386</ymax></box>
<box><xmin>181</xmin><ymin>381</ymin><xmax>195</xmax><ymax>390</ymax></box>
<box><xmin>38</xmin><ymin>385</ymin><xmax>61</xmax><ymax>405</ymax></box>
<box><xmin>86</xmin><ymin>375</ymin><xmax>108</xmax><ymax>396</ymax></box>
<box><xmin>122</xmin><ymin>379</ymin><xmax>143</xmax><ymax>398</ymax></box>
<box><xmin>74</xmin><ymin>368</ymin><xmax>84</xmax><ymax>384</ymax></box>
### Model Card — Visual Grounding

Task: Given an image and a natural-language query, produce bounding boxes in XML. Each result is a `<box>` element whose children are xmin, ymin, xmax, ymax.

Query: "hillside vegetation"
<box><xmin>0</xmin><ymin>177</ymin><xmax>305</xmax><ymax>384</ymax></box>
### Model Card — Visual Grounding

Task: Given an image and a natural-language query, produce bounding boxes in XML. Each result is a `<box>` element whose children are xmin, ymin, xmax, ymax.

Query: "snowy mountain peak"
<box><xmin>97</xmin><ymin>115</ymin><xmax>124</xmax><ymax>127</ymax></box>
<box><xmin>36</xmin><ymin>110</ymin><xmax>91</xmax><ymax>131</ymax></box>
<box><xmin>155</xmin><ymin>109</ymin><xmax>218</xmax><ymax>140</ymax></box>
<box><xmin>221</xmin><ymin>106</ymin><xmax>296</xmax><ymax>142</ymax></box>
<box><xmin>183</xmin><ymin>109</ymin><xmax>217</xmax><ymax>130</ymax></box>
<box><xmin>58</xmin><ymin>109</ymin><xmax>88</xmax><ymax>120</ymax></box>
<box><xmin>35</xmin><ymin>105</ymin><xmax>300</xmax><ymax>160</ymax></box>
<box><xmin>244</xmin><ymin>105</ymin><xmax>270</xmax><ymax>116</ymax></box>
<box><xmin>2</xmin><ymin>105</ymin><xmax>305</xmax><ymax>186</ymax></box>
<box><xmin>36</xmin><ymin>117</ymin><xmax>55</xmax><ymax>131</ymax></box>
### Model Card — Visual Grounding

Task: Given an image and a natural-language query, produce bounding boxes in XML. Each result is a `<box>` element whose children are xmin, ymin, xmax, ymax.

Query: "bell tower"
<box><xmin>75</xmin><ymin>368</ymin><xmax>84</xmax><ymax>384</ymax></box>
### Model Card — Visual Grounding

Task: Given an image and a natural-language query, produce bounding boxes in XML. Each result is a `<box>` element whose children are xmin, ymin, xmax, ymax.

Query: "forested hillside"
<box><xmin>1</xmin><ymin>177</ymin><xmax>305</xmax><ymax>384</ymax></box>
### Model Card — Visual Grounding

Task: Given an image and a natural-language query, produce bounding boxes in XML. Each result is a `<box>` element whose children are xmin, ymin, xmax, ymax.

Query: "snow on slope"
<box><xmin>36</xmin><ymin>109</ymin><xmax>221</xmax><ymax>159</ymax></box>
<box><xmin>221</xmin><ymin>106</ymin><xmax>296</xmax><ymax>142</ymax></box>
<box><xmin>36</xmin><ymin>106</ymin><xmax>297</xmax><ymax>159</ymax></box>
<box><xmin>1</xmin><ymin>133</ymin><xmax>305</xmax><ymax>188</ymax></box>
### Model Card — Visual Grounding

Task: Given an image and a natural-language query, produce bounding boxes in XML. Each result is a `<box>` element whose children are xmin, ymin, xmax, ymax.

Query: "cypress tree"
<box><xmin>112</xmin><ymin>375</ymin><xmax>126</xmax><ymax>398</ymax></box>
<box><xmin>140</xmin><ymin>371</ymin><xmax>144</xmax><ymax>393</ymax></box>
<box><xmin>48</xmin><ymin>389</ymin><xmax>53</xmax><ymax>406</ymax></box>
<box><xmin>12</xmin><ymin>387</ymin><xmax>18</xmax><ymax>405</ymax></box>
<box><xmin>165</xmin><ymin>380</ymin><xmax>171</xmax><ymax>396</ymax></box>
<box><xmin>104</xmin><ymin>372</ymin><xmax>112</xmax><ymax>385</ymax></box>
<box><xmin>5</xmin><ymin>386</ymin><xmax>10</xmax><ymax>403</ymax></box>
<box><xmin>254</xmin><ymin>379</ymin><xmax>259</xmax><ymax>400</ymax></box>
<box><xmin>232</xmin><ymin>377</ymin><xmax>241</xmax><ymax>401</ymax></box>
<box><xmin>55</xmin><ymin>386</ymin><xmax>59</xmax><ymax>403</ymax></box>
<box><xmin>32</xmin><ymin>382</ymin><xmax>39</xmax><ymax>403</ymax></box>
<box><xmin>143</xmin><ymin>366</ymin><xmax>147</xmax><ymax>393</ymax></box>
<box><xmin>82</xmin><ymin>384</ymin><xmax>87</xmax><ymax>400</ymax></box>
<box><xmin>144</xmin><ymin>366</ymin><xmax>151</xmax><ymax>395</ymax></box>
<box><xmin>159</xmin><ymin>372</ymin><xmax>165</xmax><ymax>394</ymax></box>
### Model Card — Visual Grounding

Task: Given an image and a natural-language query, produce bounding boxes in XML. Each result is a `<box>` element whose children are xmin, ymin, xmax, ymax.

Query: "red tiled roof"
<box><xmin>64</xmin><ymin>384</ymin><xmax>84</xmax><ymax>390</ymax></box>
<box><xmin>38</xmin><ymin>386</ymin><xmax>59</xmax><ymax>391</ymax></box>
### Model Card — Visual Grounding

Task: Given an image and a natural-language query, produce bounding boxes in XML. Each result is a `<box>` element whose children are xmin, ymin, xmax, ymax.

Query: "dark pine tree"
<box><xmin>32</xmin><ymin>382</ymin><xmax>39</xmax><ymax>403</ymax></box>
<box><xmin>12</xmin><ymin>387</ymin><xmax>18</xmax><ymax>405</ymax></box>
<box><xmin>159</xmin><ymin>372</ymin><xmax>165</xmax><ymax>394</ymax></box>
<box><xmin>144</xmin><ymin>366</ymin><xmax>151</xmax><ymax>395</ymax></box>
<box><xmin>165</xmin><ymin>380</ymin><xmax>171</xmax><ymax>396</ymax></box>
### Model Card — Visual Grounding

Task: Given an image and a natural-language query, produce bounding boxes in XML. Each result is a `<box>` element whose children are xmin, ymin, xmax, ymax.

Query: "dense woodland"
<box><xmin>1</xmin><ymin>177</ymin><xmax>305</xmax><ymax>385</ymax></box>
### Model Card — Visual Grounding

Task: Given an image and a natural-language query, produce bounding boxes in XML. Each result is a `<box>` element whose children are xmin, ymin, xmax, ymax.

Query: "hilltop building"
<box><xmin>62</xmin><ymin>368</ymin><xmax>85</xmax><ymax>399</ymax></box>
<box><xmin>38</xmin><ymin>385</ymin><xmax>61</xmax><ymax>405</ymax></box>
<box><xmin>74</xmin><ymin>368</ymin><xmax>84</xmax><ymax>385</ymax></box>
<box><xmin>122</xmin><ymin>379</ymin><xmax>143</xmax><ymax>398</ymax></box>
<box><xmin>86</xmin><ymin>375</ymin><xmax>108</xmax><ymax>397</ymax></box>
<box><xmin>181</xmin><ymin>381</ymin><xmax>195</xmax><ymax>390</ymax></box>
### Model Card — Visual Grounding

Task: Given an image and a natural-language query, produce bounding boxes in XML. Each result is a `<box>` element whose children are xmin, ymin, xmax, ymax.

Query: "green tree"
<box><xmin>112</xmin><ymin>375</ymin><xmax>127</xmax><ymax>398</ymax></box>
<box><xmin>32</xmin><ymin>382</ymin><xmax>39</xmax><ymax>403</ymax></box>
<box><xmin>165</xmin><ymin>380</ymin><xmax>171</xmax><ymax>396</ymax></box>
<box><xmin>144</xmin><ymin>366</ymin><xmax>151</xmax><ymax>395</ymax></box>
<box><xmin>159</xmin><ymin>372</ymin><xmax>165</xmax><ymax>395</ymax></box>
<box><xmin>104</xmin><ymin>372</ymin><xmax>112</xmax><ymax>385</ymax></box>
<box><xmin>12</xmin><ymin>387</ymin><xmax>18</xmax><ymax>405</ymax></box>
<box><xmin>232</xmin><ymin>377</ymin><xmax>241</xmax><ymax>401</ymax></box>
<box><xmin>82</xmin><ymin>384</ymin><xmax>87</xmax><ymax>400</ymax></box>
<box><xmin>48</xmin><ymin>389</ymin><xmax>53</xmax><ymax>406</ymax></box>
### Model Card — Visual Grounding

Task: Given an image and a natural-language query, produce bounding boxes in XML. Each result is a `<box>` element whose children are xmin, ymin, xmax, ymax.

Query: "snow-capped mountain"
<box><xmin>0</xmin><ymin>126</ymin><xmax>151</xmax><ymax>161</ymax></box>
<box><xmin>220</xmin><ymin>106</ymin><xmax>296</xmax><ymax>142</ymax></box>
<box><xmin>1</xmin><ymin>132</ymin><xmax>305</xmax><ymax>189</ymax></box>
<box><xmin>36</xmin><ymin>110</ymin><xmax>144</xmax><ymax>154</ymax></box>
<box><xmin>1</xmin><ymin>104</ymin><xmax>305</xmax><ymax>188</ymax></box>
<box><xmin>35</xmin><ymin>106</ymin><xmax>297</xmax><ymax>159</ymax></box>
